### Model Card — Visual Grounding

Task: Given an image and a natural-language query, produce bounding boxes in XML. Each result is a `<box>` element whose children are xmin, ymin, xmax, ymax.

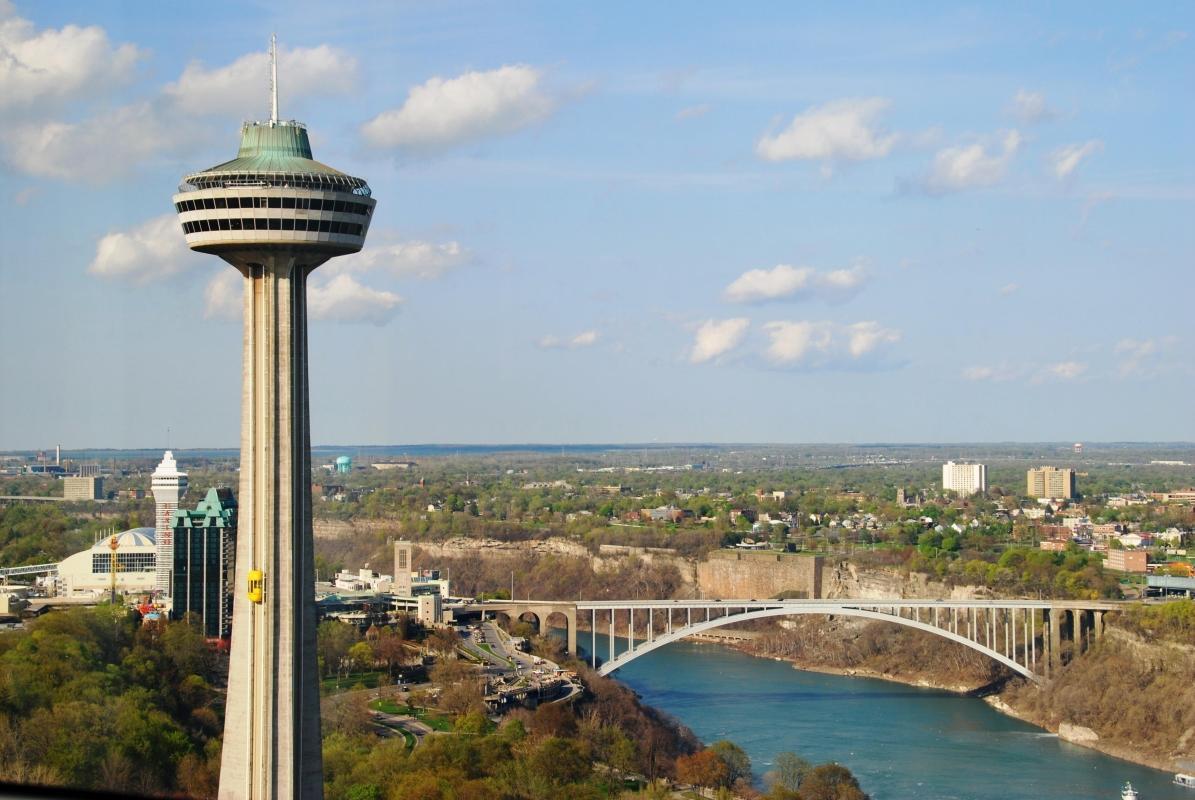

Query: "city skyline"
<box><xmin>1</xmin><ymin>2</ymin><xmax>1193</xmax><ymax>448</ymax></box>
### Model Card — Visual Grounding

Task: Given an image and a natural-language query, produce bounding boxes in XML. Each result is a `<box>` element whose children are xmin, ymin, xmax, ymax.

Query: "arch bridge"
<box><xmin>576</xmin><ymin>599</ymin><xmax>1119</xmax><ymax>684</ymax></box>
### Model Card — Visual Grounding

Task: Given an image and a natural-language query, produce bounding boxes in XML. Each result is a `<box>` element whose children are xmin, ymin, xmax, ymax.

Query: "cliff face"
<box><xmin>1000</xmin><ymin>625</ymin><xmax>1195</xmax><ymax>772</ymax></box>
<box><xmin>820</xmin><ymin>560</ymin><xmax>993</xmax><ymax>601</ymax></box>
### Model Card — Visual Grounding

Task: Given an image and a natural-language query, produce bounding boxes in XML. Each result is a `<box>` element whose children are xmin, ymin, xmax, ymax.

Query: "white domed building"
<box><xmin>57</xmin><ymin>528</ymin><xmax>158</xmax><ymax>596</ymax></box>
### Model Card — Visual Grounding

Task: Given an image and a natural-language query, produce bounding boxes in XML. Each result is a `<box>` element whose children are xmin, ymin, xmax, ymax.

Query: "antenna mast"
<box><xmin>270</xmin><ymin>33</ymin><xmax>279</xmax><ymax>123</ymax></box>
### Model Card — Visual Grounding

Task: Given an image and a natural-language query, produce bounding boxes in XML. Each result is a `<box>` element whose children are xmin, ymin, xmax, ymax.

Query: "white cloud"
<box><xmin>1010</xmin><ymin>90</ymin><xmax>1055</xmax><ymax>124</ymax></box>
<box><xmin>723</xmin><ymin>264</ymin><xmax>867</xmax><ymax>304</ymax></box>
<box><xmin>308</xmin><ymin>274</ymin><xmax>402</xmax><ymax>324</ymax></box>
<box><xmin>336</xmin><ymin>237</ymin><xmax>470</xmax><ymax>279</ymax></box>
<box><xmin>920</xmin><ymin>130</ymin><xmax>1022</xmax><ymax>193</ymax></box>
<box><xmin>0</xmin><ymin>4</ymin><xmax>143</xmax><ymax>113</ymax></box>
<box><xmin>6</xmin><ymin>101</ymin><xmax>198</xmax><ymax>183</ymax></box>
<box><xmin>88</xmin><ymin>214</ymin><xmax>200</xmax><ymax>284</ymax></box>
<box><xmin>845</xmin><ymin>321</ymin><xmax>900</xmax><ymax>358</ymax></box>
<box><xmin>676</xmin><ymin>104</ymin><xmax>711</xmax><ymax>120</ymax></box>
<box><xmin>163</xmin><ymin>45</ymin><xmax>359</xmax><ymax>118</ymax></box>
<box><xmin>201</xmin><ymin>268</ymin><xmax>408</xmax><ymax>325</ymax></box>
<box><xmin>363</xmin><ymin>65</ymin><xmax>557</xmax><ymax>151</ymax></box>
<box><xmin>12</xmin><ymin>185</ymin><xmax>38</xmax><ymax>205</ymax></box>
<box><xmin>961</xmin><ymin>363</ymin><xmax>1020</xmax><ymax>382</ymax></box>
<box><xmin>539</xmin><ymin>330</ymin><xmax>600</xmax><ymax>349</ymax></box>
<box><xmin>1113</xmin><ymin>336</ymin><xmax>1180</xmax><ymax>378</ymax></box>
<box><xmin>755</xmin><ymin>98</ymin><xmax>896</xmax><ymax>164</ymax></box>
<box><xmin>1044</xmin><ymin>361</ymin><xmax>1087</xmax><ymax>380</ymax></box>
<box><xmin>763</xmin><ymin>320</ymin><xmax>900</xmax><ymax>368</ymax></box>
<box><xmin>570</xmin><ymin>330</ymin><xmax>599</xmax><ymax>347</ymax></box>
<box><xmin>690</xmin><ymin>318</ymin><xmax>750</xmax><ymax>364</ymax></box>
<box><xmin>999</xmin><ymin>282</ymin><xmax>1020</xmax><ymax>295</ymax></box>
<box><xmin>203</xmin><ymin>272</ymin><xmax>241</xmax><ymax>320</ymax></box>
<box><xmin>1048</xmin><ymin>140</ymin><xmax>1103</xmax><ymax>179</ymax></box>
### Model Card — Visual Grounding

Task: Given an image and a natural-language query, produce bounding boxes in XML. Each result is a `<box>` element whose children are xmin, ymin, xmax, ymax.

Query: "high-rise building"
<box><xmin>174</xmin><ymin>37</ymin><xmax>374</xmax><ymax>799</ymax></box>
<box><xmin>942</xmin><ymin>461</ymin><xmax>987</xmax><ymax>495</ymax></box>
<box><xmin>151</xmin><ymin>450</ymin><xmax>188</xmax><ymax>601</ymax></box>
<box><xmin>393</xmin><ymin>540</ymin><xmax>413</xmax><ymax>597</ymax></box>
<box><xmin>171</xmin><ymin>488</ymin><xmax>237</xmax><ymax>639</ymax></box>
<box><xmin>1027</xmin><ymin>466</ymin><xmax>1076</xmax><ymax>500</ymax></box>
<box><xmin>63</xmin><ymin>476</ymin><xmax>104</xmax><ymax>501</ymax></box>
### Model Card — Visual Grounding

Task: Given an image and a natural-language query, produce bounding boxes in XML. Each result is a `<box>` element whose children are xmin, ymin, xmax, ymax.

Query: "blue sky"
<box><xmin>0</xmin><ymin>1</ymin><xmax>1192</xmax><ymax>448</ymax></box>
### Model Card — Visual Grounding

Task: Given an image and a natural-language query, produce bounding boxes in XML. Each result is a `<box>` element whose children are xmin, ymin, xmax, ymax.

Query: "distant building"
<box><xmin>393</xmin><ymin>540</ymin><xmax>413</xmax><ymax>597</ymax></box>
<box><xmin>78</xmin><ymin>463</ymin><xmax>102</xmax><ymax>478</ymax></box>
<box><xmin>151</xmin><ymin>451</ymin><xmax>188</xmax><ymax>601</ymax></box>
<box><xmin>1106</xmin><ymin>549</ymin><xmax>1147</xmax><ymax>574</ymax></box>
<box><xmin>1027</xmin><ymin>466</ymin><xmax>1076</xmax><ymax>500</ymax></box>
<box><xmin>942</xmin><ymin>461</ymin><xmax>987</xmax><ymax>496</ymax></box>
<box><xmin>417</xmin><ymin>593</ymin><xmax>443</xmax><ymax>626</ymax></box>
<box><xmin>370</xmin><ymin>461</ymin><xmax>416</xmax><ymax>471</ymax></box>
<box><xmin>1150</xmin><ymin>490</ymin><xmax>1195</xmax><ymax>504</ymax></box>
<box><xmin>170</xmin><ymin>488</ymin><xmax>237</xmax><ymax>639</ymax></box>
<box><xmin>57</xmin><ymin>528</ymin><xmax>157</xmax><ymax>595</ymax></box>
<box><xmin>63</xmin><ymin>476</ymin><xmax>104</xmax><ymax>501</ymax></box>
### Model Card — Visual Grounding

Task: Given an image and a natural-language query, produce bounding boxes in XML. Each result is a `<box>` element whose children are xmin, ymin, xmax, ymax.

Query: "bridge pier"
<box><xmin>1048</xmin><ymin>607</ymin><xmax>1062</xmax><ymax>678</ymax></box>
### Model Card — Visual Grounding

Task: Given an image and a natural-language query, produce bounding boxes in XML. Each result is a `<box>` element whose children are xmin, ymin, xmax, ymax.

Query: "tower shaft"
<box><xmin>220</xmin><ymin>258</ymin><xmax>322</xmax><ymax>799</ymax></box>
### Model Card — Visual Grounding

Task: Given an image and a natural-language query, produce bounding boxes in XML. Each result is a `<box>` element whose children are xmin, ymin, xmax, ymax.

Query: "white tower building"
<box><xmin>174</xmin><ymin>37</ymin><xmax>374</xmax><ymax>800</ymax></box>
<box><xmin>151</xmin><ymin>450</ymin><xmax>188</xmax><ymax>599</ymax></box>
<box><xmin>942</xmin><ymin>461</ymin><xmax>987</xmax><ymax>496</ymax></box>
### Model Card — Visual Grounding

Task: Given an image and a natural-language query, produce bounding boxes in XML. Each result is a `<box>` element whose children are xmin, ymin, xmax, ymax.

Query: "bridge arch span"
<box><xmin>597</xmin><ymin>606</ymin><xmax>1041</xmax><ymax>684</ymax></box>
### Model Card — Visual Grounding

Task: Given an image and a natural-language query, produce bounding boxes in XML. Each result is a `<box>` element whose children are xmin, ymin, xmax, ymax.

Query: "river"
<box><xmin>579</xmin><ymin>635</ymin><xmax>1186</xmax><ymax>800</ymax></box>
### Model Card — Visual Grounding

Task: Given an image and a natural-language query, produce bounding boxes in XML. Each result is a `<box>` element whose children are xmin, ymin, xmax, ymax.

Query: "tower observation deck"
<box><xmin>173</xmin><ymin>38</ymin><xmax>372</xmax><ymax>800</ymax></box>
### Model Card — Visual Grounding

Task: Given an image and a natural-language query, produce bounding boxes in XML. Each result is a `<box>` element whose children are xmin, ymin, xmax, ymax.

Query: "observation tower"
<box><xmin>173</xmin><ymin>37</ymin><xmax>374</xmax><ymax>800</ymax></box>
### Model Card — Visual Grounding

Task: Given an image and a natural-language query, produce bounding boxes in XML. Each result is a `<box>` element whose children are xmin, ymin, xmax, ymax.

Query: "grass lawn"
<box><xmin>369</xmin><ymin>698</ymin><xmax>455</xmax><ymax>732</ymax></box>
<box><xmin>320</xmin><ymin>671</ymin><xmax>385</xmax><ymax>694</ymax></box>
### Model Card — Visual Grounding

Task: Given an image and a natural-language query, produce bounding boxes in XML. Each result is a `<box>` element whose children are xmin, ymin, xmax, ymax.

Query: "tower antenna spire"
<box><xmin>270</xmin><ymin>33</ymin><xmax>279</xmax><ymax>123</ymax></box>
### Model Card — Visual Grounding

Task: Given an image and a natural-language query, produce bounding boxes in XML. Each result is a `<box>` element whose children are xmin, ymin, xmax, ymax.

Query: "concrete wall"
<box><xmin>696</xmin><ymin>550</ymin><xmax>823</xmax><ymax>599</ymax></box>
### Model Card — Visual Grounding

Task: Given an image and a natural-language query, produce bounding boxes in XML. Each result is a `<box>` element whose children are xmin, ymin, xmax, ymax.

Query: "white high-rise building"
<box><xmin>942</xmin><ymin>461</ymin><xmax>987</xmax><ymax>496</ymax></box>
<box><xmin>151</xmin><ymin>450</ymin><xmax>188</xmax><ymax>600</ymax></box>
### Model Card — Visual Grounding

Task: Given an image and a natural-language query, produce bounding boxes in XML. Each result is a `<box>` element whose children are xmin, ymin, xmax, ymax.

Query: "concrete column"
<box><xmin>566</xmin><ymin>608</ymin><xmax>577</xmax><ymax>657</ymax></box>
<box><xmin>220</xmin><ymin>259</ymin><xmax>322</xmax><ymax>800</ymax></box>
<box><xmin>1048</xmin><ymin>607</ymin><xmax>1062</xmax><ymax>676</ymax></box>
<box><xmin>1093</xmin><ymin>610</ymin><xmax>1104</xmax><ymax>640</ymax></box>
<box><xmin>1071</xmin><ymin>609</ymin><xmax>1082</xmax><ymax>656</ymax></box>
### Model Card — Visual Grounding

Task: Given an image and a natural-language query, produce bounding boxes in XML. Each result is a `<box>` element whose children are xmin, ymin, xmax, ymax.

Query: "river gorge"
<box><xmin>587</xmin><ymin>636</ymin><xmax>1188</xmax><ymax>800</ymax></box>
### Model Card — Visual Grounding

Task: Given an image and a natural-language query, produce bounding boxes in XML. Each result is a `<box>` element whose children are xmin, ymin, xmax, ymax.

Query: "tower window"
<box><xmin>267</xmin><ymin>197</ymin><xmax>281</xmax><ymax>209</ymax></box>
<box><xmin>268</xmin><ymin>218</ymin><xmax>281</xmax><ymax>230</ymax></box>
<box><xmin>281</xmin><ymin>197</ymin><xmax>296</xmax><ymax>209</ymax></box>
<box><xmin>218</xmin><ymin>218</ymin><xmax>231</xmax><ymax>231</ymax></box>
<box><xmin>203</xmin><ymin>198</ymin><xmax>215</xmax><ymax>210</ymax></box>
<box><xmin>214</xmin><ymin>197</ymin><xmax>227</xmax><ymax>209</ymax></box>
<box><xmin>281</xmin><ymin>219</ymin><xmax>294</xmax><ymax>231</ymax></box>
<box><xmin>230</xmin><ymin>218</ymin><xmax>243</xmax><ymax>230</ymax></box>
<box><xmin>227</xmin><ymin>197</ymin><xmax>241</xmax><ymax>209</ymax></box>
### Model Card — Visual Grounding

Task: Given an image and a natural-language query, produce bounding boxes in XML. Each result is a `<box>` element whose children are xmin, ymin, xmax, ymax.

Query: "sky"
<box><xmin>0</xmin><ymin>1</ymin><xmax>1192</xmax><ymax>449</ymax></box>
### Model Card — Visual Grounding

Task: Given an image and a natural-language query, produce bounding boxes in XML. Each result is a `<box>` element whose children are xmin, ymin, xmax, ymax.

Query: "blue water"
<box><xmin>581</xmin><ymin>636</ymin><xmax>1186</xmax><ymax>800</ymax></box>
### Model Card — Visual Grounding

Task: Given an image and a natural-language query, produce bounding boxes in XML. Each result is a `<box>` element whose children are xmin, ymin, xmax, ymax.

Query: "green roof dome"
<box><xmin>180</xmin><ymin>120</ymin><xmax>371</xmax><ymax>195</ymax></box>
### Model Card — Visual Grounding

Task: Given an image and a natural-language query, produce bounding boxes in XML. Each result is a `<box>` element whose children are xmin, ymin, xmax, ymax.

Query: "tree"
<box><xmin>709</xmin><ymin>740</ymin><xmax>751</xmax><ymax>785</ymax></box>
<box><xmin>528</xmin><ymin>737</ymin><xmax>591</xmax><ymax>787</ymax></box>
<box><xmin>797</xmin><ymin>763</ymin><xmax>869</xmax><ymax>800</ymax></box>
<box><xmin>771</xmin><ymin>751</ymin><xmax>811</xmax><ymax>792</ymax></box>
<box><xmin>676</xmin><ymin>749</ymin><xmax>730</xmax><ymax>791</ymax></box>
<box><xmin>347</xmin><ymin>641</ymin><xmax>374</xmax><ymax>674</ymax></box>
<box><xmin>317</xmin><ymin>620</ymin><xmax>359</xmax><ymax>678</ymax></box>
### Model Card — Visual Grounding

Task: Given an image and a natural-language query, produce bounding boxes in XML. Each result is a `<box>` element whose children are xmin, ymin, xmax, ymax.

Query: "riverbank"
<box><xmin>721</xmin><ymin>622</ymin><xmax>1194</xmax><ymax>776</ymax></box>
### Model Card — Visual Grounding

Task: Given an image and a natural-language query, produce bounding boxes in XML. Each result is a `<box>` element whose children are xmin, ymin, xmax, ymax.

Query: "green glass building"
<box><xmin>171</xmin><ymin>487</ymin><xmax>238</xmax><ymax>639</ymax></box>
